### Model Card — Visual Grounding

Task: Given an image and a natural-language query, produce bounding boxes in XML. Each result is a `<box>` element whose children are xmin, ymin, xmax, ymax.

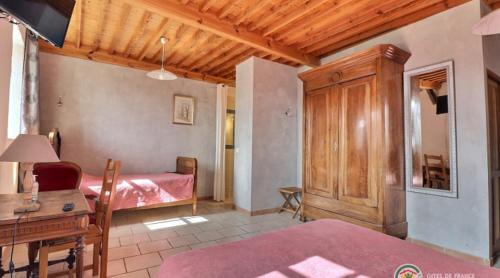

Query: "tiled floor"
<box><xmin>1</xmin><ymin>201</ymin><xmax>302</xmax><ymax>278</ymax></box>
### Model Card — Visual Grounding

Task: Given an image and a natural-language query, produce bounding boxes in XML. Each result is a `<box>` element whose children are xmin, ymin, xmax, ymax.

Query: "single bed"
<box><xmin>80</xmin><ymin>157</ymin><xmax>198</xmax><ymax>214</ymax></box>
<box><xmin>158</xmin><ymin>219</ymin><xmax>498</xmax><ymax>278</ymax></box>
<box><xmin>48</xmin><ymin>128</ymin><xmax>198</xmax><ymax>214</ymax></box>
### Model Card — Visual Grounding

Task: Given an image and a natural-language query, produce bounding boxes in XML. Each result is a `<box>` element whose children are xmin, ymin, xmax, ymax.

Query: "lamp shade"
<box><xmin>472</xmin><ymin>9</ymin><xmax>500</xmax><ymax>35</ymax></box>
<box><xmin>0</xmin><ymin>134</ymin><xmax>60</xmax><ymax>163</ymax></box>
<box><xmin>147</xmin><ymin>69</ymin><xmax>177</xmax><ymax>80</ymax></box>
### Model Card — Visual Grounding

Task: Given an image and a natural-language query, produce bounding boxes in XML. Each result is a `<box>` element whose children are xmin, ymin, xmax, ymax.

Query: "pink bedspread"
<box><xmin>158</xmin><ymin>219</ymin><xmax>498</xmax><ymax>278</ymax></box>
<box><xmin>80</xmin><ymin>172</ymin><xmax>194</xmax><ymax>211</ymax></box>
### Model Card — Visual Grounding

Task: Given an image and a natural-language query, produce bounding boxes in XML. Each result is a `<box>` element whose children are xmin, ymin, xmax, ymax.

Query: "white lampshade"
<box><xmin>0</xmin><ymin>134</ymin><xmax>60</xmax><ymax>163</ymax></box>
<box><xmin>473</xmin><ymin>9</ymin><xmax>500</xmax><ymax>35</ymax></box>
<box><xmin>147</xmin><ymin>69</ymin><xmax>178</xmax><ymax>80</ymax></box>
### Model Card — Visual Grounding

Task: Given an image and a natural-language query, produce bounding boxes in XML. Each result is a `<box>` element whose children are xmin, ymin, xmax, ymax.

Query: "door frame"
<box><xmin>487</xmin><ymin>69</ymin><xmax>500</xmax><ymax>264</ymax></box>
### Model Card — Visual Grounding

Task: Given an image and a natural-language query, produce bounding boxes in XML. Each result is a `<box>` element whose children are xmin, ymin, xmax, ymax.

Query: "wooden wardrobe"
<box><xmin>299</xmin><ymin>44</ymin><xmax>410</xmax><ymax>238</ymax></box>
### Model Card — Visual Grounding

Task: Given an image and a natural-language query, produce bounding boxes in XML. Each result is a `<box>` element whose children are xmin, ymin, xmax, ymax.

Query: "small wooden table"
<box><xmin>278</xmin><ymin>187</ymin><xmax>302</xmax><ymax>219</ymax></box>
<box><xmin>0</xmin><ymin>190</ymin><xmax>90</xmax><ymax>278</ymax></box>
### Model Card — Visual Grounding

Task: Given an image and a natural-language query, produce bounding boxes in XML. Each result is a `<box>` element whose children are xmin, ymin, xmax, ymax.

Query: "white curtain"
<box><xmin>213</xmin><ymin>84</ymin><xmax>228</xmax><ymax>201</ymax></box>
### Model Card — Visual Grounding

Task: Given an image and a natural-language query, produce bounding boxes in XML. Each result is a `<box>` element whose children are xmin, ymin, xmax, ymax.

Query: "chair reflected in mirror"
<box><xmin>404</xmin><ymin>61</ymin><xmax>457</xmax><ymax>198</ymax></box>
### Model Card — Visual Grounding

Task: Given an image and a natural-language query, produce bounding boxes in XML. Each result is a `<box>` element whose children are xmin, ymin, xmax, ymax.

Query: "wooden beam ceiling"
<box><xmin>486</xmin><ymin>0</ymin><xmax>500</xmax><ymax>10</ymax></box>
<box><xmin>120</xmin><ymin>0</ymin><xmax>320</xmax><ymax>67</ymax></box>
<box><xmin>40</xmin><ymin>0</ymin><xmax>471</xmax><ymax>85</ymax></box>
<box><xmin>39</xmin><ymin>41</ymin><xmax>234</xmax><ymax>86</ymax></box>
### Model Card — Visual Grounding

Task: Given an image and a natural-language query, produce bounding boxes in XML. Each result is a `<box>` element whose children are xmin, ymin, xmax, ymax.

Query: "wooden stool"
<box><xmin>278</xmin><ymin>187</ymin><xmax>301</xmax><ymax>219</ymax></box>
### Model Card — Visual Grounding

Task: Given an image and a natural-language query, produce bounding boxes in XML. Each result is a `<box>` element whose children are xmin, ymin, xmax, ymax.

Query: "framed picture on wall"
<box><xmin>173</xmin><ymin>95</ymin><xmax>195</xmax><ymax>125</ymax></box>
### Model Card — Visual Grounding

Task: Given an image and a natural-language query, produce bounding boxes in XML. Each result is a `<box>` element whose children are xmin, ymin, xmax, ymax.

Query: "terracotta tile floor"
<box><xmin>1</xmin><ymin>201</ymin><xmax>302</xmax><ymax>277</ymax></box>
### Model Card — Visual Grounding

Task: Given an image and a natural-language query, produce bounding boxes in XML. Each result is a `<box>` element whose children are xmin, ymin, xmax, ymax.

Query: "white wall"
<box><xmin>420</xmin><ymin>86</ymin><xmax>450</xmax><ymax>163</ymax></box>
<box><xmin>39</xmin><ymin>53</ymin><xmax>217</xmax><ymax>197</ymax></box>
<box><xmin>234</xmin><ymin>59</ymin><xmax>254</xmax><ymax>210</ymax></box>
<box><xmin>0</xmin><ymin>21</ymin><xmax>15</xmax><ymax>194</ymax></box>
<box><xmin>235</xmin><ymin>57</ymin><xmax>298</xmax><ymax>212</ymax></box>
<box><xmin>251</xmin><ymin>57</ymin><xmax>298</xmax><ymax>211</ymax></box>
<box><xmin>298</xmin><ymin>0</ymin><xmax>491</xmax><ymax>259</ymax></box>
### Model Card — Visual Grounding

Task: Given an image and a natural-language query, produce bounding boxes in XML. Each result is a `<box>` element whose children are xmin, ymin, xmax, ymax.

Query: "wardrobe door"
<box><xmin>304</xmin><ymin>87</ymin><xmax>338</xmax><ymax>199</ymax></box>
<box><xmin>338</xmin><ymin>76</ymin><xmax>378</xmax><ymax>208</ymax></box>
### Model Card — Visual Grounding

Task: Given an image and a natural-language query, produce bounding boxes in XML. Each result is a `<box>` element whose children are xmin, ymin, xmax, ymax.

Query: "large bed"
<box><xmin>158</xmin><ymin>219</ymin><xmax>498</xmax><ymax>277</ymax></box>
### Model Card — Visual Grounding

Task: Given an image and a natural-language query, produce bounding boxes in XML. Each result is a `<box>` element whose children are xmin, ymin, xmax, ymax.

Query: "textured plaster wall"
<box><xmin>234</xmin><ymin>57</ymin><xmax>298</xmax><ymax>212</ymax></box>
<box><xmin>298</xmin><ymin>0</ymin><xmax>491</xmax><ymax>259</ymax></box>
<box><xmin>0</xmin><ymin>21</ymin><xmax>14</xmax><ymax>194</ymax></box>
<box><xmin>39</xmin><ymin>53</ymin><xmax>217</xmax><ymax>197</ymax></box>
<box><xmin>234</xmin><ymin>58</ymin><xmax>253</xmax><ymax>211</ymax></box>
<box><xmin>251</xmin><ymin>57</ymin><xmax>298</xmax><ymax>211</ymax></box>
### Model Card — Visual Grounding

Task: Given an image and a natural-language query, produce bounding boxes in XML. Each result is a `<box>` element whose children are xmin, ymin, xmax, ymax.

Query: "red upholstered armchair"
<box><xmin>33</xmin><ymin>161</ymin><xmax>82</xmax><ymax>191</ymax></box>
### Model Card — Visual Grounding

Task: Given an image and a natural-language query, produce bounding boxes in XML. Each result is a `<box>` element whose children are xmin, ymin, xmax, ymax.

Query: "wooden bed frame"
<box><xmin>46</xmin><ymin>130</ymin><xmax>199</xmax><ymax>215</ymax></box>
<box><xmin>118</xmin><ymin>157</ymin><xmax>198</xmax><ymax>215</ymax></box>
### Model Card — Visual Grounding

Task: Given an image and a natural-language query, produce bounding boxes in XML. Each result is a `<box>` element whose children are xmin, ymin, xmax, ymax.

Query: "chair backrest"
<box><xmin>95</xmin><ymin>159</ymin><xmax>121</xmax><ymax>235</ymax></box>
<box><xmin>33</xmin><ymin>161</ymin><xmax>82</xmax><ymax>192</ymax></box>
<box><xmin>423</xmin><ymin>154</ymin><xmax>448</xmax><ymax>187</ymax></box>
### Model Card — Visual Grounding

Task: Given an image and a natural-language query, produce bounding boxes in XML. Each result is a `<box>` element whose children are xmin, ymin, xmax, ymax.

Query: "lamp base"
<box><xmin>14</xmin><ymin>201</ymin><xmax>40</xmax><ymax>213</ymax></box>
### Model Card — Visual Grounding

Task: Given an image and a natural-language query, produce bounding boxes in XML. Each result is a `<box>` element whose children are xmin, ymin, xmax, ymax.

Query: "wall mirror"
<box><xmin>404</xmin><ymin>61</ymin><xmax>458</xmax><ymax>198</ymax></box>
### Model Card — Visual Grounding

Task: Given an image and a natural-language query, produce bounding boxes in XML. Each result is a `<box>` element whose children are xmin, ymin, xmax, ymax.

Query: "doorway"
<box><xmin>224</xmin><ymin>87</ymin><xmax>236</xmax><ymax>203</ymax></box>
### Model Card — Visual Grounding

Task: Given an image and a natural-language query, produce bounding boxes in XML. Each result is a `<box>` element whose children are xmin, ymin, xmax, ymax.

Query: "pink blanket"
<box><xmin>158</xmin><ymin>219</ymin><xmax>498</xmax><ymax>278</ymax></box>
<box><xmin>80</xmin><ymin>172</ymin><xmax>194</xmax><ymax>211</ymax></box>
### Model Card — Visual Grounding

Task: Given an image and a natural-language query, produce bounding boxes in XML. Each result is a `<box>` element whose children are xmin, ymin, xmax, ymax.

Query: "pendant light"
<box><xmin>472</xmin><ymin>9</ymin><xmax>500</xmax><ymax>35</ymax></box>
<box><xmin>147</xmin><ymin>36</ymin><xmax>177</xmax><ymax>80</ymax></box>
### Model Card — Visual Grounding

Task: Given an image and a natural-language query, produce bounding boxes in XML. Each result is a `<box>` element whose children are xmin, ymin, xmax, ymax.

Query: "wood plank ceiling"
<box><xmin>40</xmin><ymin>0</ymin><xmax>471</xmax><ymax>85</ymax></box>
<box><xmin>486</xmin><ymin>0</ymin><xmax>500</xmax><ymax>9</ymax></box>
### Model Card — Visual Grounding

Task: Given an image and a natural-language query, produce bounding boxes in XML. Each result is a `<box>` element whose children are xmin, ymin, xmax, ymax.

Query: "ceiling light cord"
<box><xmin>161</xmin><ymin>41</ymin><xmax>165</xmax><ymax>70</ymax></box>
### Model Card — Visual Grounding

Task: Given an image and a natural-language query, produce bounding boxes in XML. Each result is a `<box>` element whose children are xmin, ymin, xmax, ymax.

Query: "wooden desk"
<box><xmin>0</xmin><ymin>190</ymin><xmax>90</xmax><ymax>278</ymax></box>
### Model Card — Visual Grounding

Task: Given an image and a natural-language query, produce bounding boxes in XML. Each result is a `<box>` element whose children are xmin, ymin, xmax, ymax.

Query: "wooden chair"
<box><xmin>28</xmin><ymin>161</ymin><xmax>83</xmax><ymax>276</ymax></box>
<box><xmin>37</xmin><ymin>159</ymin><xmax>121</xmax><ymax>278</ymax></box>
<box><xmin>423</xmin><ymin>154</ymin><xmax>449</xmax><ymax>190</ymax></box>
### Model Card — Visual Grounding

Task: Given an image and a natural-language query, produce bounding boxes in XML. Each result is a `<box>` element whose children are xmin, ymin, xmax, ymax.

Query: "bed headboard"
<box><xmin>176</xmin><ymin>157</ymin><xmax>197</xmax><ymax>176</ymax></box>
<box><xmin>176</xmin><ymin>157</ymin><xmax>198</xmax><ymax>202</ymax></box>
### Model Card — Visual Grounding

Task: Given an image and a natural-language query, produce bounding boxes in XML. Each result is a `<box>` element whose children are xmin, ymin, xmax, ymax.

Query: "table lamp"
<box><xmin>0</xmin><ymin>134</ymin><xmax>60</xmax><ymax>213</ymax></box>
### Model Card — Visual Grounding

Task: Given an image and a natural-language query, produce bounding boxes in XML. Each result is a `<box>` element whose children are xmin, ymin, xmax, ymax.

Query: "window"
<box><xmin>7</xmin><ymin>25</ymin><xmax>24</xmax><ymax>139</ymax></box>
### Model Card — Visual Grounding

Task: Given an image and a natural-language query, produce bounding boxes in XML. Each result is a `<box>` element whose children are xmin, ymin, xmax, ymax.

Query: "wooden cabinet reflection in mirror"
<box><xmin>404</xmin><ymin>61</ymin><xmax>457</xmax><ymax>198</ymax></box>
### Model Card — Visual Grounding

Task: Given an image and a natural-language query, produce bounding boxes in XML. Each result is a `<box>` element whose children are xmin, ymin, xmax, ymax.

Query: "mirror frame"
<box><xmin>403</xmin><ymin>60</ymin><xmax>458</xmax><ymax>198</ymax></box>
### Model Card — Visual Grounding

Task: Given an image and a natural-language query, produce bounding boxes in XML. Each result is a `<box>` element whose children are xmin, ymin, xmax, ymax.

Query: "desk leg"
<box><xmin>75</xmin><ymin>236</ymin><xmax>85</xmax><ymax>278</ymax></box>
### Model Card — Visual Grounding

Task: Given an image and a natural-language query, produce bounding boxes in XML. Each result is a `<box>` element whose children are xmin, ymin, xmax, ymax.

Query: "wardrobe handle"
<box><xmin>332</xmin><ymin>142</ymin><xmax>338</xmax><ymax>152</ymax></box>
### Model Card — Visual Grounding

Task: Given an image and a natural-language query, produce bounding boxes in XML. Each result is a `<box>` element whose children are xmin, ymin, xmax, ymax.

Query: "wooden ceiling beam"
<box><xmin>174</xmin><ymin>34</ymin><xmax>216</xmax><ymax>67</ymax></box>
<box><xmin>200</xmin><ymin>0</ymin><xmax>218</xmax><ymax>13</ymax></box>
<box><xmin>274</xmin><ymin>0</ymin><xmax>369</xmax><ymax>44</ymax></box>
<box><xmin>74</xmin><ymin>0</ymin><xmax>83</xmax><ymax>48</ymax></box>
<box><xmin>151</xmin><ymin>23</ymin><xmax>187</xmax><ymax>62</ymax></box>
<box><xmin>217</xmin><ymin>0</ymin><xmax>242</xmax><ymax>19</ymax></box>
<box><xmin>295</xmin><ymin>0</ymin><xmax>415</xmax><ymax>49</ymax></box>
<box><xmin>164</xmin><ymin>29</ymin><xmax>202</xmax><ymax>64</ymax></box>
<box><xmin>262</xmin><ymin>0</ymin><xmax>331</xmax><ymax>36</ymax></box>
<box><xmin>213</xmin><ymin>48</ymin><xmax>258</xmax><ymax>76</ymax></box>
<box><xmin>108</xmin><ymin>4</ymin><xmax>132</xmax><ymax>55</ymax></box>
<box><xmin>201</xmin><ymin>45</ymin><xmax>248</xmax><ymax>73</ymax></box>
<box><xmin>122</xmin><ymin>0</ymin><xmax>320</xmax><ymax>67</ymax></box>
<box><xmin>312</xmin><ymin>0</ymin><xmax>469</xmax><ymax>56</ymax></box>
<box><xmin>123</xmin><ymin>11</ymin><xmax>153</xmax><ymax>58</ymax></box>
<box><xmin>137</xmin><ymin>19</ymin><xmax>170</xmax><ymax>61</ymax></box>
<box><xmin>191</xmin><ymin>42</ymin><xmax>241</xmax><ymax>71</ymax></box>
<box><xmin>91</xmin><ymin>0</ymin><xmax>111</xmax><ymax>52</ymax></box>
<box><xmin>234</xmin><ymin>0</ymin><xmax>273</xmax><ymax>26</ymax></box>
<box><xmin>185</xmin><ymin>39</ymin><xmax>232</xmax><ymax>70</ymax></box>
<box><xmin>39</xmin><ymin>41</ymin><xmax>234</xmax><ymax>86</ymax></box>
<box><xmin>248</xmin><ymin>0</ymin><xmax>304</xmax><ymax>32</ymax></box>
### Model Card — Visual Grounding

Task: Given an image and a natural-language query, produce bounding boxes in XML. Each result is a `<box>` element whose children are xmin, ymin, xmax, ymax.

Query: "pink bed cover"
<box><xmin>80</xmin><ymin>172</ymin><xmax>194</xmax><ymax>211</ymax></box>
<box><xmin>158</xmin><ymin>219</ymin><xmax>498</xmax><ymax>278</ymax></box>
